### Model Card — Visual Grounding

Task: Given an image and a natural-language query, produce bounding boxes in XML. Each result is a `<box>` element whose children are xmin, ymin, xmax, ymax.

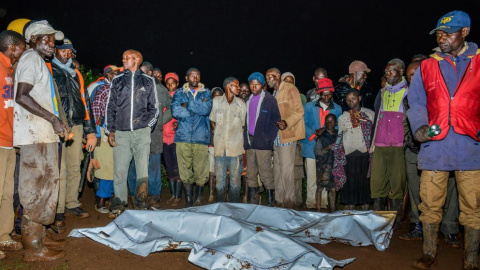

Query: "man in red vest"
<box><xmin>408</xmin><ymin>10</ymin><xmax>480</xmax><ymax>270</ymax></box>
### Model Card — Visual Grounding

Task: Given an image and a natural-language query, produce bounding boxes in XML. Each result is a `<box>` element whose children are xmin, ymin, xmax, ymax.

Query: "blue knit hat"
<box><xmin>248</xmin><ymin>72</ymin><xmax>266</xmax><ymax>86</ymax></box>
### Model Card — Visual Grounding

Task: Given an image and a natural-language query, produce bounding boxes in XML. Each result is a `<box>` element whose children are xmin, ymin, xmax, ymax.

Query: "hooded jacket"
<box><xmin>274</xmin><ymin>81</ymin><xmax>305</xmax><ymax>144</ymax></box>
<box><xmin>105</xmin><ymin>70</ymin><xmax>159</xmax><ymax>134</ymax></box>
<box><xmin>172</xmin><ymin>83</ymin><xmax>212</xmax><ymax>145</ymax></box>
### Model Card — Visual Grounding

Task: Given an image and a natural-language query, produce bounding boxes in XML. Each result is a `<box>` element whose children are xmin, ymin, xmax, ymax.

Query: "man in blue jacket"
<box><xmin>302</xmin><ymin>78</ymin><xmax>342</xmax><ymax>209</ymax></box>
<box><xmin>105</xmin><ymin>49</ymin><xmax>159</xmax><ymax>218</ymax></box>
<box><xmin>408</xmin><ymin>11</ymin><xmax>480</xmax><ymax>269</ymax></box>
<box><xmin>172</xmin><ymin>68</ymin><xmax>212</xmax><ymax>207</ymax></box>
<box><xmin>244</xmin><ymin>72</ymin><xmax>280</xmax><ymax>206</ymax></box>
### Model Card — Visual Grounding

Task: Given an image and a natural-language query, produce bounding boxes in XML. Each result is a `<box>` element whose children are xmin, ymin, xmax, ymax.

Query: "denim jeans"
<box><xmin>215</xmin><ymin>153</ymin><xmax>243</xmax><ymax>203</ymax></box>
<box><xmin>128</xmin><ymin>153</ymin><xmax>162</xmax><ymax>198</ymax></box>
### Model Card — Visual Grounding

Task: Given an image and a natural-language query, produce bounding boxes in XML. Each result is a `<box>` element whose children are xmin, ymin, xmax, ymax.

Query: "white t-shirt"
<box><xmin>13</xmin><ymin>49</ymin><xmax>59</xmax><ymax>146</ymax></box>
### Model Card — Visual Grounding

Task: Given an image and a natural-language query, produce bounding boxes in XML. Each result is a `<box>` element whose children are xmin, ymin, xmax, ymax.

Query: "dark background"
<box><xmin>1</xmin><ymin>0</ymin><xmax>479</xmax><ymax>94</ymax></box>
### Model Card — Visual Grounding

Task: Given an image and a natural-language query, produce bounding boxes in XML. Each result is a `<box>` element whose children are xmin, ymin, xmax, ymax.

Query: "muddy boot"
<box><xmin>21</xmin><ymin>216</ymin><xmax>65</xmax><ymax>262</ymax></box>
<box><xmin>166</xmin><ymin>179</ymin><xmax>176</xmax><ymax>204</ymax></box>
<box><xmin>208</xmin><ymin>173</ymin><xmax>215</xmax><ymax>203</ymax></box>
<box><xmin>463</xmin><ymin>227</ymin><xmax>480</xmax><ymax>270</ymax></box>
<box><xmin>184</xmin><ymin>183</ymin><xmax>193</xmax><ymax>207</ymax></box>
<box><xmin>373</xmin><ymin>197</ymin><xmax>386</xmax><ymax>211</ymax></box>
<box><xmin>328</xmin><ymin>189</ymin><xmax>337</xmax><ymax>212</ymax></box>
<box><xmin>266</xmin><ymin>189</ymin><xmax>275</xmax><ymax>207</ymax></box>
<box><xmin>194</xmin><ymin>186</ymin><xmax>204</xmax><ymax>206</ymax></box>
<box><xmin>171</xmin><ymin>181</ymin><xmax>183</xmax><ymax>207</ymax></box>
<box><xmin>315</xmin><ymin>187</ymin><xmax>323</xmax><ymax>212</ymax></box>
<box><xmin>248</xmin><ymin>187</ymin><xmax>259</xmax><ymax>204</ymax></box>
<box><xmin>390</xmin><ymin>199</ymin><xmax>403</xmax><ymax>229</ymax></box>
<box><xmin>42</xmin><ymin>228</ymin><xmax>67</xmax><ymax>250</ymax></box>
<box><xmin>411</xmin><ymin>223</ymin><xmax>439</xmax><ymax>269</ymax></box>
<box><xmin>50</xmin><ymin>213</ymin><xmax>65</xmax><ymax>234</ymax></box>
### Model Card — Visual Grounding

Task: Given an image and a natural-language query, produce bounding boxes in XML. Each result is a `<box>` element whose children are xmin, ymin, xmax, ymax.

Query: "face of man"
<box><xmin>283</xmin><ymin>75</ymin><xmax>294</xmax><ymax>84</ymax></box>
<box><xmin>384</xmin><ymin>63</ymin><xmax>403</xmax><ymax>86</ymax></box>
<box><xmin>212</xmin><ymin>91</ymin><xmax>223</xmax><ymax>98</ymax></box>
<box><xmin>122</xmin><ymin>52</ymin><xmax>139</xmax><ymax>71</ymax></box>
<box><xmin>436</xmin><ymin>28</ymin><xmax>469</xmax><ymax>56</ymax></box>
<box><xmin>351</xmin><ymin>71</ymin><xmax>367</xmax><ymax>86</ymax></box>
<box><xmin>166</xmin><ymin>78</ymin><xmax>178</xmax><ymax>92</ymax></box>
<box><xmin>55</xmin><ymin>48</ymin><xmax>73</xmax><ymax>64</ymax></box>
<box><xmin>107</xmin><ymin>70</ymin><xmax>120</xmax><ymax>82</ymax></box>
<box><xmin>313</xmin><ymin>71</ymin><xmax>327</xmax><ymax>87</ymax></box>
<box><xmin>227</xmin><ymin>80</ymin><xmax>240</xmax><ymax>96</ymax></box>
<box><xmin>249</xmin><ymin>80</ymin><xmax>263</xmax><ymax>96</ymax></box>
<box><xmin>239</xmin><ymin>84</ymin><xmax>250</xmax><ymax>99</ymax></box>
<box><xmin>320</xmin><ymin>90</ymin><xmax>333</xmax><ymax>105</ymax></box>
<box><xmin>153</xmin><ymin>70</ymin><xmax>162</xmax><ymax>82</ymax></box>
<box><xmin>31</xmin><ymin>34</ymin><xmax>56</xmax><ymax>58</ymax></box>
<box><xmin>406</xmin><ymin>63</ymin><xmax>420</xmax><ymax>84</ymax></box>
<box><xmin>11</xmin><ymin>41</ymin><xmax>26</xmax><ymax>65</ymax></box>
<box><xmin>140</xmin><ymin>65</ymin><xmax>152</xmax><ymax>76</ymax></box>
<box><xmin>186</xmin><ymin>70</ymin><xmax>200</xmax><ymax>88</ymax></box>
<box><xmin>324</xmin><ymin>115</ymin><xmax>337</xmax><ymax>131</ymax></box>
<box><xmin>266</xmin><ymin>70</ymin><xmax>280</xmax><ymax>89</ymax></box>
<box><xmin>346</xmin><ymin>92</ymin><xmax>362</xmax><ymax>110</ymax></box>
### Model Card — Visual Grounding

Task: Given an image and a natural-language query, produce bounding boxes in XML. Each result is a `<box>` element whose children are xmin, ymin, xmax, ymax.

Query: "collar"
<box><xmin>315</xmin><ymin>99</ymin><xmax>335</xmax><ymax>110</ymax></box>
<box><xmin>385</xmin><ymin>77</ymin><xmax>407</xmax><ymax>93</ymax></box>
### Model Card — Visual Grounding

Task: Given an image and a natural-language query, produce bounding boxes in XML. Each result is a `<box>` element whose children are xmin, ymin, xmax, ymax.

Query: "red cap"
<box><xmin>164</xmin><ymin>72</ymin><xmax>179</xmax><ymax>83</ymax></box>
<box><xmin>317</xmin><ymin>78</ymin><xmax>334</xmax><ymax>93</ymax></box>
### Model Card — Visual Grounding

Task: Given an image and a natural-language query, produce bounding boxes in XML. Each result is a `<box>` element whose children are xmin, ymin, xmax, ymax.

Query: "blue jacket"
<box><xmin>407</xmin><ymin>42</ymin><xmax>480</xmax><ymax>170</ymax></box>
<box><xmin>301</xmin><ymin>100</ymin><xmax>342</xmax><ymax>159</ymax></box>
<box><xmin>244</xmin><ymin>91</ymin><xmax>280</xmax><ymax>150</ymax></box>
<box><xmin>172</xmin><ymin>83</ymin><xmax>212</xmax><ymax>145</ymax></box>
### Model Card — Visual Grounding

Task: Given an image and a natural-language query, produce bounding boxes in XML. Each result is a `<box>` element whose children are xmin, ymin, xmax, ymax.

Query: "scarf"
<box><xmin>332</xmin><ymin>110</ymin><xmax>373</xmax><ymax>191</ymax></box>
<box><xmin>52</xmin><ymin>57</ymin><xmax>76</xmax><ymax>77</ymax></box>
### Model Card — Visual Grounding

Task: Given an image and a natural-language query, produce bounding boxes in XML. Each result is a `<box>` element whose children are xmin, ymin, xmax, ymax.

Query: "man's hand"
<box><xmin>315</xmin><ymin>127</ymin><xmax>326</xmax><ymax>136</ymax></box>
<box><xmin>202</xmin><ymin>98</ymin><xmax>208</xmax><ymax>102</ymax></box>
<box><xmin>50</xmin><ymin>116</ymin><xmax>67</xmax><ymax>137</ymax></box>
<box><xmin>85</xmin><ymin>133</ymin><xmax>97</xmax><ymax>152</ymax></box>
<box><xmin>276</xmin><ymin>120</ymin><xmax>288</xmax><ymax>130</ymax></box>
<box><xmin>181</xmin><ymin>103</ymin><xmax>187</xmax><ymax>108</ymax></box>
<box><xmin>414</xmin><ymin>125</ymin><xmax>430</xmax><ymax>143</ymax></box>
<box><xmin>108</xmin><ymin>132</ymin><xmax>117</xmax><ymax>147</ymax></box>
<box><xmin>172</xmin><ymin>122</ymin><xmax>178</xmax><ymax>130</ymax></box>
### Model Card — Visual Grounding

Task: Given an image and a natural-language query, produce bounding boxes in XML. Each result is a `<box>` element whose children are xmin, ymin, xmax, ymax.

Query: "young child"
<box><xmin>313</xmin><ymin>114</ymin><xmax>338</xmax><ymax>212</ymax></box>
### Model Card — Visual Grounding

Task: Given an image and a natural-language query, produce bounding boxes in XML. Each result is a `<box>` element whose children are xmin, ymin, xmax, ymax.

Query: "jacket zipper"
<box><xmin>130</xmin><ymin>72</ymin><xmax>134</xmax><ymax>131</ymax></box>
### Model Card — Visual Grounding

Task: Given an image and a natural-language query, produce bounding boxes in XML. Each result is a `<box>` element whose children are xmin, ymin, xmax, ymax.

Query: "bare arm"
<box><xmin>16</xmin><ymin>82</ymin><xmax>67</xmax><ymax>136</ymax></box>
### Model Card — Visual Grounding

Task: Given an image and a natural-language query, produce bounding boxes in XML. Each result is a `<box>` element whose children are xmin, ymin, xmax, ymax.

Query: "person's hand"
<box><xmin>50</xmin><ymin>117</ymin><xmax>67</xmax><ymax>137</ymax></box>
<box><xmin>181</xmin><ymin>103</ymin><xmax>187</xmax><ymax>108</ymax></box>
<box><xmin>276</xmin><ymin>120</ymin><xmax>288</xmax><ymax>130</ymax></box>
<box><xmin>414</xmin><ymin>125</ymin><xmax>430</xmax><ymax>143</ymax></box>
<box><xmin>172</xmin><ymin>122</ymin><xmax>178</xmax><ymax>130</ymax></box>
<box><xmin>315</xmin><ymin>127</ymin><xmax>326</xmax><ymax>136</ymax></box>
<box><xmin>202</xmin><ymin>98</ymin><xmax>208</xmax><ymax>102</ymax></box>
<box><xmin>108</xmin><ymin>132</ymin><xmax>117</xmax><ymax>147</ymax></box>
<box><xmin>85</xmin><ymin>133</ymin><xmax>97</xmax><ymax>152</ymax></box>
<box><xmin>326</xmin><ymin>143</ymin><xmax>335</xmax><ymax>151</ymax></box>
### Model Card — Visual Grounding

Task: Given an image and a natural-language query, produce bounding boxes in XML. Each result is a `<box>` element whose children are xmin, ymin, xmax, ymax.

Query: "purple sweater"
<box><xmin>407</xmin><ymin>42</ymin><xmax>480</xmax><ymax>171</ymax></box>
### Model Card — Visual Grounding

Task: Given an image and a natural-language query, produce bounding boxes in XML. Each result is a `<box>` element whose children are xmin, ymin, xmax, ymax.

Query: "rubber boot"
<box><xmin>463</xmin><ymin>226</ymin><xmax>480</xmax><ymax>270</ymax></box>
<box><xmin>184</xmin><ymin>183</ymin><xmax>193</xmax><ymax>207</ymax></box>
<box><xmin>390</xmin><ymin>199</ymin><xmax>403</xmax><ymax>229</ymax></box>
<box><xmin>208</xmin><ymin>173</ymin><xmax>215</xmax><ymax>203</ymax></box>
<box><xmin>171</xmin><ymin>181</ymin><xmax>183</xmax><ymax>207</ymax></box>
<box><xmin>411</xmin><ymin>223</ymin><xmax>439</xmax><ymax>269</ymax></box>
<box><xmin>266</xmin><ymin>189</ymin><xmax>275</xmax><ymax>207</ymax></box>
<box><xmin>166</xmin><ymin>179</ymin><xmax>176</xmax><ymax>203</ymax></box>
<box><xmin>50</xmin><ymin>213</ymin><xmax>65</xmax><ymax>234</ymax></box>
<box><xmin>248</xmin><ymin>187</ymin><xmax>259</xmax><ymax>204</ymax></box>
<box><xmin>329</xmin><ymin>189</ymin><xmax>337</xmax><ymax>212</ymax></box>
<box><xmin>373</xmin><ymin>197</ymin><xmax>386</xmax><ymax>211</ymax></box>
<box><xmin>194</xmin><ymin>185</ymin><xmax>203</xmax><ymax>206</ymax></box>
<box><xmin>315</xmin><ymin>187</ymin><xmax>323</xmax><ymax>212</ymax></box>
<box><xmin>21</xmin><ymin>216</ymin><xmax>65</xmax><ymax>262</ymax></box>
<box><xmin>42</xmin><ymin>226</ymin><xmax>67</xmax><ymax>250</ymax></box>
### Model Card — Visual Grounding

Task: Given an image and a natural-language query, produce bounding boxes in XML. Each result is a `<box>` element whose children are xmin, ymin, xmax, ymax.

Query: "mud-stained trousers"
<box><xmin>246</xmin><ymin>149</ymin><xmax>274</xmax><ymax>189</ymax></box>
<box><xmin>111</xmin><ymin>127</ymin><xmax>151</xmax><ymax>210</ymax></box>
<box><xmin>18</xmin><ymin>143</ymin><xmax>60</xmax><ymax>225</ymax></box>
<box><xmin>273</xmin><ymin>143</ymin><xmax>296</xmax><ymax>206</ymax></box>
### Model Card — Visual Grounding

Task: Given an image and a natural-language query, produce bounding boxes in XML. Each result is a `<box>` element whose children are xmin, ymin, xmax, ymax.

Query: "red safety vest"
<box><xmin>420</xmin><ymin>51</ymin><xmax>480</xmax><ymax>141</ymax></box>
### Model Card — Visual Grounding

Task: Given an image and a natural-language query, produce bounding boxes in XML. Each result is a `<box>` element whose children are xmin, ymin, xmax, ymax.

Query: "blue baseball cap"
<box><xmin>56</xmin><ymin>38</ymin><xmax>77</xmax><ymax>54</ymax></box>
<box><xmin>429</xmin><ymin>10</ymin><xmax>470</xmax><ymax>35</ymax></box>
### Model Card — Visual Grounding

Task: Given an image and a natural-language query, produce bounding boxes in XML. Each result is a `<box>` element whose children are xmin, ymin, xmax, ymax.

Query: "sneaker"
<box><xmin>399</xmin><ymin>229</ymin><xmax>423</xmax><ymax>240</ymax></box>
<box><xmin>108</xmin><ymin>209</ymin><xmax>122</xmax><ymax>219</ymax></box>
<box><xmin>0</xmin><ymin>239</ymin><xmax>23</xmax><ymax>251</ymax></box>
<box><xmin>65</xmin><ymin>207</ymin><xmax>90</xmax><ymax>218</ymax></box>
<box><xmin>444</xmin><ymin>234</ymin><xmax>460</xmax><ymax>248</ymax></box>
<box><xmin>95</xmin><ymin>205</ymin><xmax>110</xmax><ymax>214</ymax></box>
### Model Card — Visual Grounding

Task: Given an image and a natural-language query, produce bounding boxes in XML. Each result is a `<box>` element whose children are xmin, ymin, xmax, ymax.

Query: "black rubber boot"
<box><xmin>390</xmin><ymin>199</ymin><xmax>403</xmax><ymax>229</ymax></box>
<box><xmin>167</xmin><ymin>179</ymin><xmax>176</xmax><ymax>203</ymax></box>
<box><xmin>266</xmin><ymin>189</ymin><xmax>275</xmax><ymax>207</ymax></box>
<box><xmin>373</xmin><ymin>197</ymin><xmax>386</xmax><ymax>211</ymax></box>
<box><xmin>194</xmin><ymin>185</ymin><xmax>203</xmax><ymax>206</ymax></box>
<box><xmin>171</xmin><ymin>181</ymin><xmax>183</xmax><ymax>207</ymax></box>
<box><xmin>184</xmin><ymin>183</ymin><xmax>193</xmax><ymax>207</ymax></box>
<box><xmin>463</xmin><ymin>226</ymin><xmax>480</xmax><ymax>270</ymax></box>
<box><xmin>248</xmin><ymin>187</ymin><xmax>259</xmax><ymax>204</ymax></box>
<box><xmin>412</xmin><ymin>223</ymin><xmax>439</xmax><ymax>269</ymax></box>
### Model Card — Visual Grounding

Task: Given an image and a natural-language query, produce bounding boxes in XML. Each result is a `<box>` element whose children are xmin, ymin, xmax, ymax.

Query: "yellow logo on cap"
<box><xmin>440</xmin><ymin>16</ymin><xmax>453</xmax><ymax>24</ymax></box>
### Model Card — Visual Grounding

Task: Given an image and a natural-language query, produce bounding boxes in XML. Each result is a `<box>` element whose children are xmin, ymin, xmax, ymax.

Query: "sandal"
<box><xmin>108</xmin><ymin>209</ymin><xmax>122</xmax><ymax>219</ymax></box>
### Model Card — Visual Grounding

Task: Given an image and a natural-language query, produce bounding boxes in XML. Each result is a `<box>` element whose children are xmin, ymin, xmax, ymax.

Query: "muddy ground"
<box><xmin>0</xmin><ymin>185</ymin><xmax>465</xmax><ymax>270</ymax></box>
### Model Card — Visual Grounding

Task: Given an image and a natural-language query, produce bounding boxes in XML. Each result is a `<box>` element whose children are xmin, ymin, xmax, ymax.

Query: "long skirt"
<box><xmin>340</xmin><ymin>150</ymin><xmax>371</xmax><ymax>205</ymax></box>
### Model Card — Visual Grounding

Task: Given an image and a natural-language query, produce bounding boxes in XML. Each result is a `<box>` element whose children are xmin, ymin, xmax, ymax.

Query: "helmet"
<box><xmin>7</xmin><ymin>18</ymin><xmax>31</xmax><ymax>35</ymax></box>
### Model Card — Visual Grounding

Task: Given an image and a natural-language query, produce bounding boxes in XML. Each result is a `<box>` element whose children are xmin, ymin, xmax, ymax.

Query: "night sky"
<box><xmin>1</xmin><ymin>1</ymin><xmax>479</xmax><ymax>94</ymax></box>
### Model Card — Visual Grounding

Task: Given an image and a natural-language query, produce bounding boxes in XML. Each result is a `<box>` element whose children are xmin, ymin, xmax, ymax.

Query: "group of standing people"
<box><xmin>0</xmin><ymin>9</ymin><xmax>479</xmax><ymax>270</ymax></box>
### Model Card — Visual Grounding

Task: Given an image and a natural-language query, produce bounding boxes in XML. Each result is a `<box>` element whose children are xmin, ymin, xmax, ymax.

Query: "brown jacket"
<box><xmin>275</xmin><ymin>81</ymin><xmax>305</xmax><ymax>144</ymax></box>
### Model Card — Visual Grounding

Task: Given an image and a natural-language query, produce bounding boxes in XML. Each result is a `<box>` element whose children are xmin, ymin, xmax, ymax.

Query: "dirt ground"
<box><xmin>0</xmin><ymin>186</ymin><xmax>466</xmax><ymax>270</ymax></box>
